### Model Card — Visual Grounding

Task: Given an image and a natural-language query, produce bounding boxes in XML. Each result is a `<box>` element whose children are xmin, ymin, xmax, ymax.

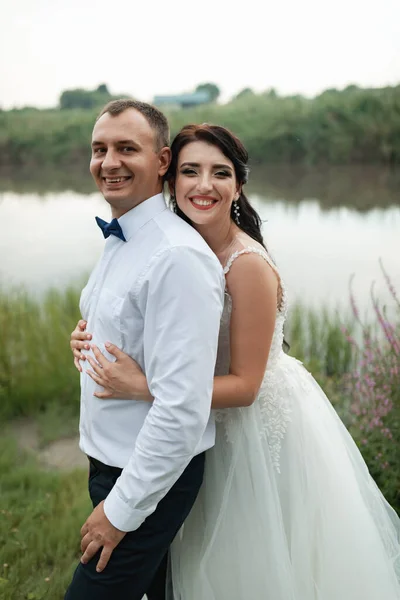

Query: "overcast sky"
<box><xmin>1</xmin><ymin>0</ymin><xmax>399</xmax><ymax>109</ymax></box>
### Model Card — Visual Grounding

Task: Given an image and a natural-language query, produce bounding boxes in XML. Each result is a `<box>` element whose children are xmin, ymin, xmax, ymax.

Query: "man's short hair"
<box><xmin>97</xmin><ymin>99</ymin><xmax>170</xmax><ymax>150</ymax></box>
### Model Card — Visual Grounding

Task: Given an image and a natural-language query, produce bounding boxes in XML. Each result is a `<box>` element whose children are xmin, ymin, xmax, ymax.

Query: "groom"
<box><xmin>65</xmin><ymin>100</ymin><xmax>224</xmax><ymax>599</ymax></box>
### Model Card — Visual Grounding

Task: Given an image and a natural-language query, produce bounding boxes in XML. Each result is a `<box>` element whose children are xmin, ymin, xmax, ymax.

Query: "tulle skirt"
<box><xmin>170</xmin><ymin>353</ymin><xmax>400</xmax><ymax>599</ymax></box>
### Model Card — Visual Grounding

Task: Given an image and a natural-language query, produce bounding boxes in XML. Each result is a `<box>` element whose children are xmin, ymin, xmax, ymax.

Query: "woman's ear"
<box><xmin>233</xmin><ymin>187</ymin><xmax>241</xmax><ymax>202</ymax></box>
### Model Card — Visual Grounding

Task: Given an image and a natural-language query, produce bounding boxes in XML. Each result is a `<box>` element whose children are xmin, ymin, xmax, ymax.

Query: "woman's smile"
<box><xmin>189</xmin><ymin>195</ymin><xmax>218</xmax><ymax>210</ymax></box>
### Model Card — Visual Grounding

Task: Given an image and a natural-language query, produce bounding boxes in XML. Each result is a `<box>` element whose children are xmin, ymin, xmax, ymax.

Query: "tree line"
<box><xmin>0</xmin><ymin>83</ymin><xmax>399</xmax><ymax>166</ymax></box>
<box><xmin>58</xmin><ymin>83</ymin><xmax>221</xmax><ymax>110</ymax></box>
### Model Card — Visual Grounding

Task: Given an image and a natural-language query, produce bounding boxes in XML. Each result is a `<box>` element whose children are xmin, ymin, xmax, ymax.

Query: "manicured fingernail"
<box><xmin>87</xmin><ymin>334</ymin><xmax>91</xmax><ymax>340</ymax></box>
<box><xmin>105</xmin><ymin>342</ymin><xmax>110</xmax><ymax>348</ymax></box>
<box><xmin>85</xmin><ymin>344</ymin><xmax>90</xmax><ymax>350</ymax></box>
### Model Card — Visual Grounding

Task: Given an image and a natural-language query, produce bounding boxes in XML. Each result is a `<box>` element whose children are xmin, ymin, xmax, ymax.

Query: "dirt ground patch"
<box><xmin>8</xmin><ymin>419</ymin><xmax>88</xmax><ymax>471</ymax></box>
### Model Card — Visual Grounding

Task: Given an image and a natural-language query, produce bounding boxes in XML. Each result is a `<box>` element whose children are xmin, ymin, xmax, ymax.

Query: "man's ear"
<box><xmin>158</xmin><ymin>147</ymin><xmax>171</xmax><ymax>177</ymax></box>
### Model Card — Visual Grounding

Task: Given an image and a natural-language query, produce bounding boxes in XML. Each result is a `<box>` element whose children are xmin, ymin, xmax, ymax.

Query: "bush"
<box><xmin>343</xmin><ymin>261</ymin><xmax>400</xmax><ymax>512</ymax></box>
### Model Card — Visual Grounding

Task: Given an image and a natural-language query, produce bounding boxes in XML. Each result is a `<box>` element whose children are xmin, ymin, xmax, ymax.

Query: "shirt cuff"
<box><xmin>103</xmin><ymin>486</ymin><xmax>147</xmax><ymax>532</ymax></box>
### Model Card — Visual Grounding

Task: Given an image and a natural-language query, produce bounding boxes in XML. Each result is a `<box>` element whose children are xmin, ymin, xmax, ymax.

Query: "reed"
<box><xmin>0</xmin><ymin>285</ymin><xmax>81</xmax><ymax>421</ymax></box>
<box><xmin>0</xmin><ymin>284</ymin><xmax>357</xmax><ymax>421</ymax></box>
<box><xmin>342</xmin><ymin>262</ymin><xmax>400</xmax><ymax>509</ymax></box>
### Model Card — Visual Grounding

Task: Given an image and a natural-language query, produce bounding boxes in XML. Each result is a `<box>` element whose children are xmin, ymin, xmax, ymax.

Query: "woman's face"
<box><xmin>172</xmin><ymin>141</ymin><xmax>240</xmax><ymax>227</ymax></box>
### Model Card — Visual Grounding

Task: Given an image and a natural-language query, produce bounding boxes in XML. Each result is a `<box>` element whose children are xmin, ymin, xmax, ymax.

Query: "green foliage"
<box><xmin>264</xmin><ymin>88</ymin><xmax>278</xmax><ymax>99</ymax></box>
<box><xmin>285</xmin><ymin>304</ymin><xmax>354</xmax><ymax>418</ymax></box>
<box><xmin>166</xmin><ymin>84</ymin><xmax>400</xmax><ymax>165</ymax></box>
<box><xmin>0</xmin><ymin>437</ymin><xmax>89</xmax><ymax>599</ymax></box>
<box><xmin>3</xmin><ymin>84</ymin><xmax>399</xmax><ymax>167</ymax></box>
<box><xmin>343</xmin><ymin>268</ymin><xmax>400</xmax><ymax>512</ymax></box>
<box><xmin>195</xmin><ymin>82</ymin><xmax>220</xmax><ymax>102</ymax></box>
<box><xmin>285</xmin><ymin>279</ymin><xmax>400</xmax><ymax>515</ymax></box>
<box><xmin>0</xmin><ymin>108</ymin><xmax>96</xmax><ymax>166</ymax></box>
<box><xmin>234</xmin><ymin>87</ymin><xmax>255</xmax><ymax>100</ymax></box>
<box><xmin>0</xmin><ymin>283</ymin><xmax>398</xmax><ymax>516</ymax></box>
<box><xmin>0</xmin><ymin>285</ymin><xmax>82</xmax><ymax>420</ymax></box>
<box><xmin>59</xmin><ymin>83</ymin><xmax>124</xmax><ymax>110</ymax></box>
<box><xmin>286</xmin><ymin>303</ymin><xmax>354</xmax><ymax>379</ymax></box>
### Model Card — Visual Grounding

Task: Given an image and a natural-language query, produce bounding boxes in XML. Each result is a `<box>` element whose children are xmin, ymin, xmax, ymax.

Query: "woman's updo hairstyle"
<box><xmin>166</xmin><ymin>123</ymin><xmax>266</xmax><ymax>248</ymax></box>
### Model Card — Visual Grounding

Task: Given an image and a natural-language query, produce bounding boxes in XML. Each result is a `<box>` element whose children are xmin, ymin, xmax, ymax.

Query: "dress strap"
<box><xmin>223</xmin><ymin>246</ymin><xmax>278</xmax><ymax>275</ymax></box>
<box><xmin>223</xmin><ymin>246</ymin><xmax>286</xmax><ymax>312</ymax></box>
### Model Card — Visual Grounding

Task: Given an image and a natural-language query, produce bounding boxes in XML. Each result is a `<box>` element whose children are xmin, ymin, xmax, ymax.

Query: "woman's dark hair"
<box><xmin>167</xmin><ymin>124</ymin><xmax>290</xmax><ymax>349</ymax></box>
<box><xmin>166</xmin><ymin>123</ymin><xmax>266</xmax><ymax>249</ymax></box>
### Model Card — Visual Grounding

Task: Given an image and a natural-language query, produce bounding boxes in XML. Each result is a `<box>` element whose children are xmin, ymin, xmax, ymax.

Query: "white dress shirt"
<box><xmin>79</xmin><ymin>193</ymin><xmax>224</xmax><ymax>532</ymax></box>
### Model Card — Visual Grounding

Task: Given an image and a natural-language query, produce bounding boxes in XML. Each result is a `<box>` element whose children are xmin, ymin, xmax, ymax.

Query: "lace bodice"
<box><xmin>214</xmin><ymin>246</ymin><xmax>292</xmax><ymax>472</ymax></box>
<box><xmin>214</xmin><ymin>246</ymin><xmax>288</xmax><ymax>377</ymax></box>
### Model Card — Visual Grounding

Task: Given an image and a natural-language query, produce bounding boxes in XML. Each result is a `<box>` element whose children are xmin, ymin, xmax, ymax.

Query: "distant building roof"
<box><xmin>153</xmin><ymin>91</ymin><xmax>210</xmax><ymax>107</ymax></box>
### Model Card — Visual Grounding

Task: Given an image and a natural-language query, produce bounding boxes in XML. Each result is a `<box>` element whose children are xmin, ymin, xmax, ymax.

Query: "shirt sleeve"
<box><xmin>103</xmin><ymin>246</ymin><xmax>224</xmax><ymax>531</ymax></box>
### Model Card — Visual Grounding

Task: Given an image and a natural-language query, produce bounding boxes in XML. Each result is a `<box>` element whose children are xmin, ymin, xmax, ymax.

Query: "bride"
<box><xmin>71</xmin><ymin>123</ymin><xmax>400</xmax><ymax>599</ymax></box>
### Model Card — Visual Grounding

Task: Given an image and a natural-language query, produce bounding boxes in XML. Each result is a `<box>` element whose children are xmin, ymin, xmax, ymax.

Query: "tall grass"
<box><xmin>285</xmin><ymin>264</ymin><xmax>400</xmax><ymax>513</ymax></box>
<box><xmin>285</xmin><ymin>304</ymin><xmax>355</xmax><ymax>416</ymax></box>
<box><xmin>0</xmin><ymin>286</ymin><xmax>81</xmax><ymax>421</ymax></box>
<box><xmin>1</xmin><ymin>278</ymin><xmax>398</xmax><ymax>513</ymax></box>
<box><xmin>342</xmin><ymin>262</ymin><xmax>400</xmax><ymax>509</ymax></box>
<box><xmin>1</xmin><ymin>273</ymin><xmax>398</xmax><ymax>599</ymax></box>
<box><xmin>286</xmin><ymin>304</ymin><xmax>354</xmax><ymax>377</ymax></box>
<box><xmin>0</xmin><ymin>283</ymin><xmax>354</xmax><ymax>422</ymax></box>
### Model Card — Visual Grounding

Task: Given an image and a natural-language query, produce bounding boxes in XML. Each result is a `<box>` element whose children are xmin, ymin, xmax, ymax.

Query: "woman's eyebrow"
<box><xmin>180</xmin><ymin>162</ymin><xmax>233</xmax><ymax>170</ymax></box>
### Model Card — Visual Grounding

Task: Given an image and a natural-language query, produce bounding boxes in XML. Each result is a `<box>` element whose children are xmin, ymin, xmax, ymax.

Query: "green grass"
<box><xmin>0</xmin><ymin>437</ymin><xmax>90</xmax><ymax>600</ymax></box>
<box><xmin>0</xmin><ymin>285</ymin><xmax>82</xmax><ymax>421</ymax></box>
<box><xmin>0</xmin><ymin>282</ymin><xmax>398</xmax><ymax>600</ymax></box>
<box><xmin>284</xmin><ymin>303</ymin><xmax>354</xmax><ymax>414</ymax></box>
<box><xmin>286</xmin><ymin>303</ymin><xmax>354</xmax><ymax>376</ymax></box>
<box><xmin>0</xmin><ymin>284</ymin><xmax>356</xmax><ymax>424</ymax></box>
<box><xmin>0</xmin><ymin>284</ymin><xmax>356</xmax><ymax>420</ymax></box>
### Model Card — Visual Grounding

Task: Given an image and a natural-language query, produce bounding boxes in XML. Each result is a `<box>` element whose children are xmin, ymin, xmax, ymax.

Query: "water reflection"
<box><xmin>1</xmin><ymin>165</ymin><xmax>399</xmax><ymax>212</ymax></box>
<box><xmin>0</xmin><ymin>167</ymin><xmax>399</xmax><ymax>313</ymax></box>
<box><xmin>246</xmin><ymin>165</ymin><xmax>400</xmax><ymax>212</ymax></box>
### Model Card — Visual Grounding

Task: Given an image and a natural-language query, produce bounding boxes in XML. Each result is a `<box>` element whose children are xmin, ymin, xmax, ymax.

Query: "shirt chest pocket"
<box><xmin>94</xmin><ymin>288</ymin><xmax>125</xmax><ymax>351</ymax></box>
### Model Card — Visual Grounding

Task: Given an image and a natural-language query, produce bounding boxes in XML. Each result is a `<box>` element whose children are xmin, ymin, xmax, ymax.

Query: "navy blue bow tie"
<box><xmin>95</xmin><ymin>217</ymin><xmax>126</xmax><ymax>242</ymax></box>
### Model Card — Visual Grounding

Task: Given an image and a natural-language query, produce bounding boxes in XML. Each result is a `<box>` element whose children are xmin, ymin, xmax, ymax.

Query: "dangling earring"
<box><xmin>170</xmin><ymin>195</ymin><xmax>177</xmax><ymax>212</ymax></box>
<box><xmin>233</xmin><ymin>199</ymin><xmax>241</xmax><ymax>225</ymax></box>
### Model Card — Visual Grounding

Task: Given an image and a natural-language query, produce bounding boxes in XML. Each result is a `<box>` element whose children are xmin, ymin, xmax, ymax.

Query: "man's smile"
<box><xmin>101</xmin><ymin>175</ymin><xmax>133</xmax><ymax>189</ymax></box>
<box><xmin>103</xmin><ymin>176</ymin><xmax>131</xmax><ymax>183</ymax></box>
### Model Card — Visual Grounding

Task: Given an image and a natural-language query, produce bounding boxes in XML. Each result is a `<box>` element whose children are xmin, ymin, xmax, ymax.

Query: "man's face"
<box><xmin>90</xmin><ymin>109</ymin><xmax>170</xmax><ymax>217</ymax></box>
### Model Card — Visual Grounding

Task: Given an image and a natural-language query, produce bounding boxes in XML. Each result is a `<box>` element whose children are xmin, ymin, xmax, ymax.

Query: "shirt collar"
<box><xmin>117</xmin><ymin>193</ymin><xmax>168</xmax><ymax>242</ymax></box>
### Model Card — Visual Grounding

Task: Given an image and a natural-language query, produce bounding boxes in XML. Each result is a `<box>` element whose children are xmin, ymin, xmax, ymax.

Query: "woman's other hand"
<box><xmin>70</xmin><ymin>319</ymin><xmax>92</xmax><ymax>372</ymax></box>
<box><xmin>86</xmin><ymin>343</ymin><xmax>152</xmax><ymax>401</ymax></box>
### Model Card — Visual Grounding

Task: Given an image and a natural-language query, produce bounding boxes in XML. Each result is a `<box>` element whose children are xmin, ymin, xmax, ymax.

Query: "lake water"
<box><xmin>1</xmin><ymin>166</ymin><xmax>399</xmax><ymax>314</ymax></box>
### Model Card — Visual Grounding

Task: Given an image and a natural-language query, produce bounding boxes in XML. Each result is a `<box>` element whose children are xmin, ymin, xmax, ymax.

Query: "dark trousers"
<box><xmin>64</xmin><ymin>452</ymin><xmax>205</xmax><ymax>600</ymax></box>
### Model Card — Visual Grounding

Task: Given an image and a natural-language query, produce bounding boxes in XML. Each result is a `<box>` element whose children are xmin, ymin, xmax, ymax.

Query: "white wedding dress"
<box><xmin>169</xmin><ymin>246</ymin><xmax>400</xmax><ymax>599</ymax></box>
